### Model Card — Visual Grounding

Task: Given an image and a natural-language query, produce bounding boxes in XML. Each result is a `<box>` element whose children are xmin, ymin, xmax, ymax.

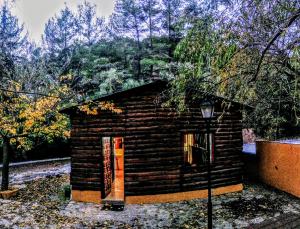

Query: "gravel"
<box><xmin>0</xmin><ymin>162</ymin><xmax>300</xmax><ymax>228</ymax></box>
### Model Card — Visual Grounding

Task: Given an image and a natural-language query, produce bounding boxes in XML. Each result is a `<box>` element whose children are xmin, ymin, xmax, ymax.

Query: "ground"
<box><xmin>0</xmin><ymin>161</ymin><xmax>300</xmax><ymax>228</ymax></box>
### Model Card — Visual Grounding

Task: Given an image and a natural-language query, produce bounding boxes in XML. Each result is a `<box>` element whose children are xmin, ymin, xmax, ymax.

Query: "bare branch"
<box><xmin>0</xmin><ymin>87</ymin><xmax>62</xmax><ymax>99</ymax></box>
<box><xmin>250</xmin><ymin>9</ymin><xmax>300</xmax><ymax>82</ymax></box>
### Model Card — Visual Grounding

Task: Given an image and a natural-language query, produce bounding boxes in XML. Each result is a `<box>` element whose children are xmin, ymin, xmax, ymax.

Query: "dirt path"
<box><xmin>0</xmin><ymin>160</ymin><xmax>70</xmax><ymax>186</ymax></box>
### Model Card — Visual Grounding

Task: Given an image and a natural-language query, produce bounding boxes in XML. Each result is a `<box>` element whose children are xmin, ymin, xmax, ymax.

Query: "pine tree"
<box><xmin>110</xmin><ymin>0</ymin><xmax>146</xmax><ymax>79</ymax></box>
<box><xmin>0</xmin><ymin>2</ymin><xmax>27</xmax><ymax>82</ymax></box>
<box><xmin>43</xmin><ymin>6</ymin><xmax>77</xmax><ymax>56</ymax></box>
<box><xmin>139</xmin><ymin>0</ymin><xmax>161</xmax><ymax>78</ymax></box>
<box><xmin>161</xmin><ymin>0</ymin><xmax>183</xmax><ymax>59</ymax></box>
<box><xmin>42</xmin><ymin>5</ymin><xmax>78</xmax><ymax>86</ymax></box>
<box><xmin>140</xmin><ymin>0</ymin><xmax>160</xmax><ymax>49</ymax></box>
<box><xmin>77</xmin><ymin>1</ymin><xmax>105</xmax><ymax>46</ymax></box>
<box><xmin>183</xmin><ymin>0</ymin><xmax>203</xmax><ymax>21</ymax></box>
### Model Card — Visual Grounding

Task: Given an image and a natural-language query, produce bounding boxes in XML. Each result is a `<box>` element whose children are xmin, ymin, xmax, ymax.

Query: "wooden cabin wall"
<box><xmin>70</xmin><ymin>106</ymin><xmax>126</xmax><ymax>191</ymax></box>
<box><xmin>69</xmin><ymin>85</ymin><xmax>243</xmax><ymax>196</ymax></box>
<box><xmin>178</xmin><ymin>106</ymin><xmax>243</xmax><ymax>193</ymax></box>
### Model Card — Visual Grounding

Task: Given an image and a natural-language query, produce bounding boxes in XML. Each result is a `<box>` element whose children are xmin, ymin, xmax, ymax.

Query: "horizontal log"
<box><xmin>183</xmin><ymin>168</ymin><xmax>242</xmax><ymax>179</ymax></box>
<box><xmin>71</xmin><ymin>136</ymin><xmax>101</xmax><ymax>141</ymax></box>
<box><xmin>71</xmin><ymin>149</ymin><xmax>102</xmax><ymax>154</ymax></box>
<box><xmin>72</xmin><ymin>163</ymin><xmax>101</xmax><ymax>169</ymax></box>
<box><xmin>125</xmin><ymin>180</ymin><xmax>181</xmax><ymax>187</ymax></box>
<box><xmin>71</xmin><ymin>172</ymin><xmax>101</xmax><ymax>178</ymax></box>
<box><xmin>126</xmin><ymin>169</ymin><xmax>180</xmax><ymax>177</ymax></box>
<box><xmin>71</xmin><ymin>168</ymin><xmax>101</xmax><ymax>174</ymax></box>
<box><xmin>125</xmin><ymin>147</ymin><xmax>180</xmax><ymax>154</ymax></box>
<box><xmin>125</xmin><ymin>188</ymin><xmax>181</xmax><ymax>196</ymax></box>
<box><xmin>182</xmin><ymin>177</ymin><xmax>241</xmax><ymax>189</ymax></box>
<box><xmin>71</xmin><ymin>177</ymin><xmax>101</xmax><ymax>183</ymax></box>
<box><xmin>125</xmin><ymin>152</ymin><xmax>181</xmax><ymax>159</ymax></box>
<box><xmin>71</xmin><ymin>158</ymin><xmax>102</xmax><ymax>163</ymax></box>
<box><xmin>214</xmin><ymin>139</ymin><xmax>242</xmax><ymax>143</ymax></box>
<box><xmin>71</xmin><ymin>147</ymin><xmax>101</xmax><ymax>151</ymax></box>
<box><xmin>70</xmin><ymin>124</ymin><xmax>242</xmax><ymax>133</ymax></box>
<box><xmin>125</xmin><ymin>164</ymin><xmax>181</xmax><ymax>172</ymax></box>
<box><xmin>70</xmin><ymin>139</ymin><xmax>100</xmax><ymax>145</ymax></box>
<box><xmin>71</xmin><ymin>184</ymin><xmax>101</xmax><ymax>191</ymax></box>
<box><xmin>125</xmin><ymin>156</ymin><xmax>182</xmax><ymax>164</ymax></box>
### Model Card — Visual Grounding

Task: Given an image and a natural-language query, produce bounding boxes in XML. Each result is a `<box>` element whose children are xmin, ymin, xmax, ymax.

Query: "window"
<box><xmin>183</xmin><ymin>133</ymin><xmax>214</xmax><ymax>166</ymax></box>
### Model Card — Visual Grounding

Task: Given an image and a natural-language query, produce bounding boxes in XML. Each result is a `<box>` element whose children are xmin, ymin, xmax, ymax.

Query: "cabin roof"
<box><xmin>60</xmin><ymin>80</ymin><xmax>168</xmax><ymax>114</ymax></box>
<box><xmin>60</xmin><ymin>79</ymin><xmax>252</xmax><ymax>114</ymax></box>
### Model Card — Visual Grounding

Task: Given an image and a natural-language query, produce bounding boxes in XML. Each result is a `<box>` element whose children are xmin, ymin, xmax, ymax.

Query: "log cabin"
<box><xmin>61</xmin><ymin>80</ymin><xmax>245</xmax><ymax>206</ymax></box>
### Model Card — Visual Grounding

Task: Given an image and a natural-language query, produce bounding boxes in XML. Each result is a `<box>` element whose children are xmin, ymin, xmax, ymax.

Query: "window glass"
<box><xmin>183</xmin><ymin>133</ymin><xmax>214</xmax><ymax>165</ymax></box>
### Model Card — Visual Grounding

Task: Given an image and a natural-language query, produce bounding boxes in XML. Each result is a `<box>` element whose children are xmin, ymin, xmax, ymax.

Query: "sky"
<box><xmin>0</xmin><ymin>0</ymin><xmax>116</xmax><ymax>43</ymax></box>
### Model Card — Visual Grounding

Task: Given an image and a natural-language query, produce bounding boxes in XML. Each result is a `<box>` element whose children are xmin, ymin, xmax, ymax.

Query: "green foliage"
<box><xmin>123</xmin><ymin>78</ymin><xmax>144</xmax><ymax>90</ymax></box>
<box><xmin>172</xmin><ymin>0</ymin><xmax>300</xmax><ymax>139</ymax></box>
<box><xmin>0</xmin><ymin>2</ymin><xmax>27</xmax><ymax>84</ymax></box>
<box><xmin>1</xmin><ymin>0</ymin><xmax>298</xmax><ymax>143</ymax></box>
<box><xmin>172</xmin><ymin>17</ymin><xmax>238</xmax><ymax>100</ymax></box>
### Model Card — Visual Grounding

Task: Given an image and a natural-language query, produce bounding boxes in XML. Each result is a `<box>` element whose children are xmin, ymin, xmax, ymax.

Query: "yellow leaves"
<box><xmin>0</xmin><ymin>89</ymin><xmax>69</xmax><ymax>151</ymax></box>
<box><xmin>59</xmin><ymin>74</ymin><xmax>73</xmax><ymax>82</ymax></box>
<box><xmin>24</xmin><ymin>120</ymin><xmax>34</xmax><ymax>129</ymax></box>
<box><xmin>80</xmin><ymin>104</ymin><xmax>98</xmax><ymax>115</ymax></box>
<box><xmin>10</xmin><ymin>138</ymin><xmax>16</xmax><ymax>145</ymax></box>
<box><xmin>63</xmin><ymin>130</ymin><xmax>71</xmax><ymax>138</ymax></box>
<box><xmin>37</xmin><ymin>97</ymin><xmax>59</xmax><ymax>110</ymax></box>
<box><xmin>56</xmin><ymin>84</ymin><xmax>71</xmax><ymax>94</ymax></box>
<box><xmin>79</xmin><ymin>101</ymin><xmax>123</xmax><ymax>116</ymax></box>
<box><xmin>100</xmin><ymin>101</ymin><xmax>123</xmax><ymax>114</ymax></box>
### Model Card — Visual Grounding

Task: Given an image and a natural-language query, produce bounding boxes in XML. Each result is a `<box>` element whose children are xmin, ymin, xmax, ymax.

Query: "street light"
<box><xmin>200</xmin><ymin>100</ymin><xmax>215</xmax><ymax>119</ymax></box>
<box><xmin>200</xmin><ymin>99</ymin><xmax>214</xmax><ymax>229</ymax></box>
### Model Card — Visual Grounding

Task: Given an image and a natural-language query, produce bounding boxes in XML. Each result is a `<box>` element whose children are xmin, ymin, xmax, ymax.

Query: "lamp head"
<box><xmin>200</xmin><ymin>99</ymin><xmax>214</xmax><ymax>119</ymax></box>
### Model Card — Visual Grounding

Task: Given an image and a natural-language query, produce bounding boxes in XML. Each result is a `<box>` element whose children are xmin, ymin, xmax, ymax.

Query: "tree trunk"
<box><xmin>149</xmin><ymin>0</ymin><xmax>154</xmax><ymax>78</ymax></box>
<box><xmin>167</xmin><ymin>1</ymin><xmax>173</xmax><ymax>61</ymax></box>
<box><xmin>134</xmin><ymin>17</ymin><xmax>142</xmax><ymax>80</ymax></box>
<box><xmin>149</xmin><ymin>0</ymin><xmax>153</xmax><ymax>50</ymax></box>
<box><xmin>1</xmin><ymin>137</ymin><xmax>10</xmax><ymax>191</ymax></box>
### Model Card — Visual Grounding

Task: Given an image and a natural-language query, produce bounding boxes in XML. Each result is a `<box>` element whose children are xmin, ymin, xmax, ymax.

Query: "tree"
<box><xmin>0</xmin><ymin>1</ymin><xmax>27</xmax><ymax>83</ymax></box>
<box><xmin>110</xmin><ymin>0</ymin><xmax>147</xmax><ymax>79</ymax></box>
<box><xmin>0</xmin><ymin>2</ymin><xmax>27</xmax><ymax>55</ymax></box>
<box><xmin>77</xmin><ymin>1</ymin><xmax>105</xmax><ymax>46</ymax></box>
<box><xmin>43</xmin><ymin>5</ymin><xmax>77</xmax><ymax>56</ymax></box>
<box><xmin>229</xmin><ymin>0</ymin><xmax>300</xmax><ymax>138</ymax></box>
<box><xmin>42</xmin><ymin>6</ymin><xmax>79</xmax><ymax>95</ymax></box>
<box><xmin>182</xmin><ymin>0</ymin><xmax>202</xmax><ymax>22</ymax></box>
<box><xmin>67</xmin><ymin>38</ymin><xmax>143</xmax><ymax>98</ymax></box>
<box><xmin>0</xmin><ymin>84</ymin><xmax>69</xmax><ymax>191</ymax></box>
<box><xmin>139</xmin><ymin>0</ymin><xmax>161</xmax><ymax>78</ymax></box>
<box><xmin>171</xmin><ymin>0</ymin><xmax>300</xmax><ymax>139</ymax></box>
<box><xmin>160</xmin><ymin>0</ymin><xmax>183</xmax><ymax>59</ymax></box>
<box><xmin>140</xmin><ymin>0</ymin><xmax>160</xmax><ymax>50</ymax></box>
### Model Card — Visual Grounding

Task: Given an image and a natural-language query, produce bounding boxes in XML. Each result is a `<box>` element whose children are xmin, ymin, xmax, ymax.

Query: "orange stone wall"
<box><xmin>126</xmin><ymin>184</ymin><xmax>243</xmax><ymax>204</ymax></box>
<box><xmin>256</xmin><ymin>141</ymin><xmax>300</xmax><ymax>197</ymax></box>
<box><xmin>71</xmin><ymin>184</ymin><xmax>243</xmax><ymax>204</ymax></box>
<box><xmin>72</xmin><ymin>190</ymin><xmax>101</xmax><ymax>204</ymax></box>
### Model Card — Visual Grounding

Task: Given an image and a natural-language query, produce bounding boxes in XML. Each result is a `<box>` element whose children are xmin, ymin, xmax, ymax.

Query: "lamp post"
<box><xmin>200</xmin><ymin>99</ymin><xmax>214</xmax><ymax>229</ymax></box>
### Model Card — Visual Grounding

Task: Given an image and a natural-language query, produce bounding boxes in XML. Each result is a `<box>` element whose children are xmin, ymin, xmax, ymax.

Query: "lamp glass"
<box><xmin>200</xmin><ymin>101</ymin><xmax>214</xmax><ymax>119</ymax></box>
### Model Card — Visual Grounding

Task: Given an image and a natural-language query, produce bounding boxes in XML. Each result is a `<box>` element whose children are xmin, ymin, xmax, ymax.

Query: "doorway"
<box><xmin>102</xmin><ymin>137</ymin><xmax>124</xmax><ymax>206</ymax></box>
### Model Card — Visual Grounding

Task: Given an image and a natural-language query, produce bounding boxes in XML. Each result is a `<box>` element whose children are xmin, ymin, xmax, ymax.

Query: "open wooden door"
<box><xmin>102</xmin><ymin>137</ymin><xmax>125</xmax><ymax>209</ymax></box>
<box><xmin>101</xmin><ymin>137</ymin><xmax>113</xmax><ymax>199</ymax></box>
